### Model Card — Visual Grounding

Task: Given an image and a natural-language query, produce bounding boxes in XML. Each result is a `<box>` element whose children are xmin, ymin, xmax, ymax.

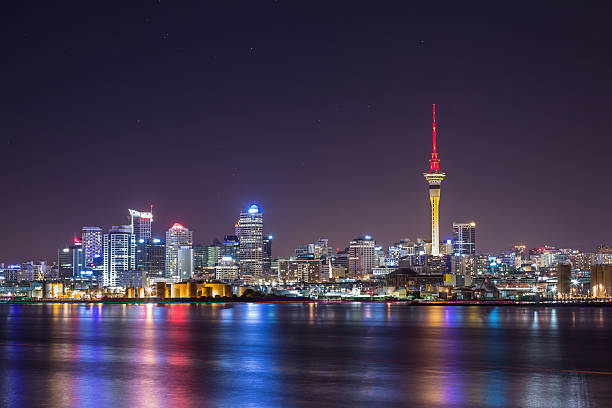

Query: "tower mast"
<box><xmin>423</xmin><ymin>104</ymin><xmax>446</xmax><ymax>256</ymax></box>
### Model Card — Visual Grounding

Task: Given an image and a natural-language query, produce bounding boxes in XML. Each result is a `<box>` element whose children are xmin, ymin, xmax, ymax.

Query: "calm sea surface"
<box><xmin>0</xmin><ymin>303</ymin><xmax>610</xmax><ymax>407</ymax></box>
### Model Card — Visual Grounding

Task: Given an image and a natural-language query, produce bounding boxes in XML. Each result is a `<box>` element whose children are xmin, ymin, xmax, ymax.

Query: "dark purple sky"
<box><xmin>3</xmin><ymin>1</ymin><xmax>612</xmax><ymax>262</ymax></box>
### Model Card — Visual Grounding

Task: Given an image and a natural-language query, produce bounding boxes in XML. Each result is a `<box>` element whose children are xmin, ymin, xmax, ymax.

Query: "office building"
<box><xmin>81</xmin><ymin>227</ymin><xmax>103</xmax><ymax>267</ymax></box>
<box><xmin>453</xmin><ymin>222</ymin><xmax>476</xmax><ymax>256</ymax></box>
<box><xmin>263</xmin><ymin>235</ymin><xmax>273</xmax><ymax>276</ymax></box>
<box><xmin>222</xmin><ymin>235</ymin><xmax>240</xmax><ymax>262</ymax></box>
<box><xmin>177</xmin><ymin>246</ymin><xmax>194</xmax><ymax>281</ymax></box>
<box><xmin>215</xmin><ymin>256</ymin><xmax>239</xmax><ymax>282</ymax></box>
<box><xmin>193</xmin><ymin>244</ymin><xmax>208</xmax><ymax>273</ymax></box>
<box><xmin>165</xmin><ymin>223</ymin><xmax>193</xmax><ymax>281</ymax></box>
<box><xmin>103</xmin><ymin>225</ymin><xmax>136</xmax><ymax>287</ymax></box>
<box><xmin>278</xmin><ymin>259</ymin><xmax>323</xmax><ymax>283</ymax></box>
<box><xmin>129</xmin><ymin>208</ymin><xmax>153</xmax><ymax>242</ymax></box>
<box><xmin>423</xmin><ymin>104</ymin><xmax>446</xmax><ymax>256</ymax></box>
<box><xmin>58</xmin><ymin>247</ymin><xmax>73</xmax><ymax>279</ymax></box>
<box><xmin>239</xmin><ymin>204</ymin><xmax>264</xmax><ymax>282</ymax></box>
<box><xmin>557</xmin><ymin>263</ymin><xmax>571</xmax><ymax>298</ymax></box>
<box><xmin>348</xmin><ymin>236</ymin><xmax>376</xmax><ymax>278</ymax></box>
<box><xmin>141</xmin><ymin>238</ymin><xmax>165</xmax><ymax>278</ymax></box>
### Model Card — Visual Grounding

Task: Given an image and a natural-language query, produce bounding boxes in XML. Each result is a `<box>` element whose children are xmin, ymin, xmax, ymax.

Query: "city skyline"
<box><xmin>4</xmin><ymin>2</ymin><xmax>611</xmax><ymax>262</ymax></box>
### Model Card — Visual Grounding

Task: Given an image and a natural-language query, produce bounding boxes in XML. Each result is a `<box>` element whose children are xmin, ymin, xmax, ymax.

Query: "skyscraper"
<box><xmin>452</xmin><ymin>222</ymin><xmax>476</xmax><ymax>256</ymax></box>
<box><xmin>348</xmin><ymin>236</ymin><xmax>376</xmax><ymax>278</ymax></box>
<box><xmin>165</xmin><ymin>223</ymin><xmax>193</xmax><ymax>281</ymax></box>
<box><xmin>142</xmin><ymin>238</ymin><xmax>165</xmax><ymax>278</ymax></box>
<box><xmin>263</xmin><ymin>235</ymin><xmax>273</xmax><ymax>277</ymax></box>
<box><xmin>222</xmin><ymin>235</ymin><xmax>240</xmax><ymax>262</ymax></box>
<box><xmin>177</xmin><ymin>246</ymin><xmax>194</xmax><ymax>281</ymax></box>
<box><xmin>423</xmin><ymin>104</ymin><xmax>446</xmax><ymax>256</ymax></box>
<box><xmin>81</xmin><ymin>226</ymin><xmax>103</xmax><ymax>267</ymax></box>
<box><xmin>239</xmin><ymin>204</ymin><xmax>264</xmax><ymax>282</ymax></box>
<box><xmin>71</xmin><ymin>238</ymin><xmax>85</xmax><ymax>277</ymax></box>
<box><xmin>103</xmin><ymin>225</ymin><xmax>136</xmax><ymax>287</ymax></box>
<box><xmin>129</xmin><ymin>207</ymin><xmax>153</xmax><ymax>242</ymax></box>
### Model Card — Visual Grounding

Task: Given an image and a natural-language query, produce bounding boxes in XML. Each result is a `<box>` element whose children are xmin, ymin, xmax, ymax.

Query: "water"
<box><xmin>0</xmin><ymin>303</ymin><xmax>610</xmax><ymax>407</ymax></box>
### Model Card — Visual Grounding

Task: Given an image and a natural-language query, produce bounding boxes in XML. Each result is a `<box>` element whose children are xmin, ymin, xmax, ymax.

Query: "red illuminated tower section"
<box><xmin>423</xmin><ymin>104</ymin><xmax>446</xmax><ymax>256</ymax></box>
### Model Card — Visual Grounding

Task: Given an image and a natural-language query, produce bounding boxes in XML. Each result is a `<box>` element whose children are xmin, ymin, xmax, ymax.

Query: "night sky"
<box><xmin>3</xmin><ymin>1</ymin><xmax>612</xmax><ymax>262</ymax></box>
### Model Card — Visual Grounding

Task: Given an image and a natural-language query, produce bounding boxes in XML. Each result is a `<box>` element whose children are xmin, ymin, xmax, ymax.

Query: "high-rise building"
<box><xmin>263</xmin><ymin>235</ymin><xmax>273</xmax><ymax>277</ymax></box>
<box><xmin>348</xmin><ymin>236</ymin><xmax>376</xmax><ymax>279</ymax></box>
<box><xmin>239</xmin><ymin>204</ymin><xmax>264</xmax><ymax>282</ymax></box>
<box><xmin>165</xmin><ymin>223</ymin><xmax>193</xmax><ymax>281</ymax></box>
<box><xmin>452</xmin><ymin>222</ymin><xmax>476</xmax><ymax>256</ymax></box>
<box><xmin>129</xmin><ymin>207</ymin><xmax>153</xmax><ymax>242</ymax></box>
<box><xmin>71</xmin><ymin>238</ymin><xmax>85</xmax><ymax>277</ymax></box>
<box><xmin>142</xmin><ymin>238</ymin><xmax>165</xmax><ymax>278</ymax></box>
<box><xmin>207</xmin><ymin>242</ymin><xmax>222</xmax><ymax>267</ymax></box>
<box><xmin>193</xmin><ymin>244</ymin><xmax>208</xmax><ymax>273</ymax></box>
<box><xmin>423</xmin><ymin>104</ymin><xmax>446</xmax><ymax>256</ymax></box>
<box><xmin>222</xmin><ymin>235</ymin><xmax>240</xmax><ymax>262</ymax></box>
<box><xmin>177</xmin><ymin>246</ymin><xmax>194</xmax><ymax>281</ymax></box>
<box><xmin>58</xmin><ymin>247</ymin><xmax>73</xmax><ymax>279</ymax></box>
<box><xmin>81</xmin><ymin>227</ymin><xmax>103</xmax><ymax>267</ymax></box>
<box><xmin>103</xmin><ymin>225</ymin><xmax>136</xmax><ymax>287</ymax></box>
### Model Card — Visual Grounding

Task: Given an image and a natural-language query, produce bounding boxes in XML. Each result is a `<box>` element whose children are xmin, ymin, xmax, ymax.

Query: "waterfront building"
<box><xmin>165</xmin><ymin>223</ymin><xmax>193</xmax><ymax>282</ymax></box>
<box><xmin>591</xmin><ymin>265</ymin><xmax>612</xmax><ymax>297</ymax></box>
<box><xmin>423</xmin><ymin>104</ymin><xmax>446</xmax><ymax>256</ymax></box>
<box><xmin>278</xmin><ymin>259</ymin><xmax>323</xmax><ymax>283</ymax></box>
<box><xmin>239</xmin><ymin>204</ymin><xmax>264</xmax><ymax>282</ymax></box>
<box><xmin>71</xmin><ymin>238</ymin><xmax>85</xmax><ymax>277</ymax></box>
<box><xmin>103</xmin><ymin>225</ymin><xmax>136</xmax><ymax>287</ymax></box>
<box><xmin>81</xmin><ymin>227</ymin><xmax>103</xmax><ymax>267</ymax></box>
<box><xmin>557</xmin><ymin>263</ymin><xmax>571</xmax><ymax>298</ymax></box>
<box><xmin>117</xmin><ymin>270</ymin><xmax>147</xmax><ymax>289</ymax></box>
<box><xmin>452</xmin><ymin>222</ymin><xmax>476</xmax><ymax>255</ymax></box>
<box><xmin>348</xmin><ymin>236</ymin><xmax>376</xmax><ymax>279</ymax></box>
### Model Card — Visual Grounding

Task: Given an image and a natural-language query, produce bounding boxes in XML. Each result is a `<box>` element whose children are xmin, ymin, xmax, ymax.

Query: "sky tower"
<box><xmin>423</xmin><ymin>104</ymin><xmax>446</xmax><ymax>256</ymax></box>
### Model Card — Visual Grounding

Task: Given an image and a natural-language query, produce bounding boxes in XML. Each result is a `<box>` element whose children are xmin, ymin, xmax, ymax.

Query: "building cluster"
<box><xmin>0</xmin><ymin>106</ymin><xmax>610</xmax><ymax>301</ymax></box>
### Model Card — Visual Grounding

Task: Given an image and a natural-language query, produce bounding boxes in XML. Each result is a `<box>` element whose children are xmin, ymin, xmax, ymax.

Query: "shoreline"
<box><xmin>3</xmin><ymin>297</ymin><xmax>612</xmax><ymax>307</ymax></box>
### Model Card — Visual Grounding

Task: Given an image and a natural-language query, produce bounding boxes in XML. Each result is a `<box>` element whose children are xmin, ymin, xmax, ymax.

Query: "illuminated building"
<box><xmin>423</xmin><ymin>104</ymin><xmax>446</xmax><ymax>256</ymax></box>
<box><xmin>130</xmin><ymin>207</ymin><xmax>153</xmax><ymax>269</ymax></box>
<box><xmin>129</xmin><ymin>207</ymin><xmax>153</xmax><ymax>241</ymax></box>
<box><xmin>207</xmin><ymin>242</ymin><xmax>222</xmax><ymax>267</ymax></box>
<box><xmin>103</xmin><ymin>225</ymin><xmax>136</xmax><ymax>287</ymax></box>
<box><xmin>591</xmin><ymin>265</ymin><xmax>612</xmax><ymax>297</ymax></box>
<box><xmin>141</xmin><ymin>238</ymin><xmax>165</xmax><ymax>278</ymax></box>
<box><xmin>165</xmin><ymin>223</ymin><xmax>193</xmax><ymax>282</ymax></box>
<box><xmin>263</xmin><ymin>235</ymin><xmax>273</xmax><ymax>276</ymax></box>
<box><xmin>81</xmin><ymin>226</ymin><xmax>103</xmax><ymax>267</ymax></box>
<box><xmin>215</xmin><ymin>256</ymin><xmax>239</xmax><ymax>282</ymax></box>
<box><xmin>71</xmin><ymin>238</ymin><xmax>85</xmax><ymax>277</ymax></box>
<box><xmin>348</xmin><ymin>236</ymin><xmax>376</xmax><ymax>278</ymax></box>
<box><xmin>239</xmin><ymin>204</ymin><xmax>264</xmax><ymax>282</ymax></box>
<box><xmin>58</xmin><ymin>247</ymin><xmax>73</xmax><ymax>279</ymax></box>
<box><xmin>278</xmin><ymin>259</ymin><xmax>323</xmax><ymax>283</ymax></box>
<box><xmin>222</xmin><ymin>235</ymin><xmax>240</xmax><ymax>262</ymax></box>
<box><xmin>193</xmin><ymin>244</ymin><xmax>208</xmax><ymax>272</ymax></box>
<box><xmin>178</xmin><ymin>246</ymin><xmax>194</xmax><ymax>280</ymax></box>
<box><xmin>452</xmin><ymin>222</ymin><xmax>476</xmax><ymax>255</ymax></box>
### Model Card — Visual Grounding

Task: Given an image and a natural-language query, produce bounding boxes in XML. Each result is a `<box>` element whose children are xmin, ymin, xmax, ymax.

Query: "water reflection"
<box><xmin>0</xmin><ymin>304</ymin><xmax>610</xmax><ymax>407</ymax></box>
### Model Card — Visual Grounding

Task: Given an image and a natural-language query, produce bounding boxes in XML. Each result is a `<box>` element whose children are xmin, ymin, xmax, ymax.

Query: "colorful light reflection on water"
<box><xmin>0</xmin><ymin>303</ymin><xmax>610</xmax><ymax>407</ymax></box>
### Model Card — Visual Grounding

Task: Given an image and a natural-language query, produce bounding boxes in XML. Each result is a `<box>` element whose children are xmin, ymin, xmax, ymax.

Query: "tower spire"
<box><xmin>428</xmin><ymin>103</ymin><xmax>440</xmax><ymax>173</ymax></box>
